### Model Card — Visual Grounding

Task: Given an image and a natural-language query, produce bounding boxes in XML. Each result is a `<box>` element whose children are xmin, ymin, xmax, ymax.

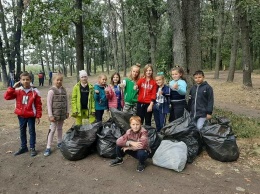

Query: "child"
<box><xmin>4</xmin><ymin>72</ymin><xmax>42</xmax><ymax>157</ymax></box>
<box><xmin>109</xmin><ymin>116</ymin><xmax>150</xmax><ymax>172</ymax></box>
<box><xmin>136</xmin><ymin>64</ymin><xmax>157</xmax><ymax>126</ymax></box>
<box><xmin>120</xmin><ymin>63</ymin><xmax>141</xmax><ymax>115</ymax></box>
<box><xmin>94</xmin><ymin>74</ymin><xmax>108</xmax><ymax>122</ymax></box>
<box><xmin>153</xmin><ymin>75</ymin><xmax>171</xmax><ymax>132</ymax></box>
<box><xmin>188</xmin><ymin>70</ymin><xmax>214</xmax><ymax>130</ymax></box>
<box><xmin>71</xmin><ymin>70</ymin><xmax>95</xmax><ymax>125</ymax></box>
<box><xmin>44</xmin><ymin>73</ymin><xmax>69</xmax><ymax>156</ymax></box>
<box><xmin>106</xmin><ymin>72</ymin><xmax>124</xmax><ymax>110</ymax></box>
<box><xmin>169</xmin><ymin>66</ymin><xmax>188</xmax><ymax>122</ymax></box>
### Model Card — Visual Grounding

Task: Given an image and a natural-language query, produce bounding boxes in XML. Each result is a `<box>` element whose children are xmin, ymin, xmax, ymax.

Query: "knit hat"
<box><xmin>79</xmin><ymin>70</ymin><xmax>88</xmax><ymax>78</ymax></box>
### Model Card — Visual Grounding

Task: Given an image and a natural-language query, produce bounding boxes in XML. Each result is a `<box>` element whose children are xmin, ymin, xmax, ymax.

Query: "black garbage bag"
<box><xmin>163</xmin><ymin>122</ymin><xmax>203</xmax><ymax>164</ymax></box>
<box><xmin>60</xmin><ymin>122</ymin><xmax>102</xmax><ymax>161</ymax></box>
<box><xmin>201</xmin><ymin>122</ymin><xmax>239</xmax><ymax>162</ymax></box>
<box><xmin>143</xmin><ymin>125</ymin><xmax>162</xmax><ymax>158</ymax></box>
<box><xmin>110</xmin><ymin>108</ymin><xmax>132</xmax><ymax>133</ymax></box>
<box><xmin>97</xmin><ymin>120</ymin><xmax>122</xmax><ymax>158</ymax></box>
<box><xmin>160</xmin><ymin>109</ymin><xmax>191</xmax><ymax>136</ymax></box>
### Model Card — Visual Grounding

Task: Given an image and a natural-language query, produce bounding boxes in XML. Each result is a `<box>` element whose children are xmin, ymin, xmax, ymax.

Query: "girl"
<box><xmin>106</xmin><ymin>72</ymin><xmax>124</xmax><ymax>110</ymax></box>
<box><xmin>71</xmin><ymin>70</ymin><xmax>95</xmax><ymax>125</ymax></box>
<box><xmin>44</xmin><ymin>73</ymin><xmax>69</xmax><ymax>156</ymax></box>
<box><xmin>169</xmin><ymin>66</ymin><xmax>188</xmax><ymax>122</ymax></box>
<box><xmin>121</xmin><ymin>63</ymin><xmax>141</xmax><ymax>115</ymax></box>
<box><xmin>153</xmin><ymin>75</ymin><xmax>171</xmax><ymax>132</ymax></box>
<box><xmin>94</xmin><ymin>74</ymin><xmax>108</xmax><ymax>122</ymax></box>
<box><xmin>136</xmin><ymin>64</ymin><xmax>157</xmax><ymax>126</ymax></box>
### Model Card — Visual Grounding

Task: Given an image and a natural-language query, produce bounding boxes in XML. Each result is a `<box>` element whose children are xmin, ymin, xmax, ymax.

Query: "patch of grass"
<box><xmin>214</xmin><ymin>107</ymin><xmax>260</xmax><ymax>138</ymax></box>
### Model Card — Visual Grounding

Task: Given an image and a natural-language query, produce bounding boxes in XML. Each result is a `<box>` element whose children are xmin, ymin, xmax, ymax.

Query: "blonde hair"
<box><xmin>155</xmin><ymin>75</ymin><xmax>165</xmax><ymax>85</ymax></box>
<box><xmin>52</xmin><ymin>73</ymin><xmax>63</xmax><ymax>81</ymax></box>
<box><xmin>142</xmin><ymin>64</ymin><xmax>154</xmax><ymax>78</ymax></box>
<box><xmin>98</xmin><ymin>74</ymin><xmax>107</xmax><ymax>80</ymax></box>
<box><xmin>128</xmin><ymin>63</ymin><xmax>141</xmax><ymax>82</ymax></box>
<box><xmin>129</xmin><ymin>116</ymin><xmax>141</xmax><ymax>124</ymax></box>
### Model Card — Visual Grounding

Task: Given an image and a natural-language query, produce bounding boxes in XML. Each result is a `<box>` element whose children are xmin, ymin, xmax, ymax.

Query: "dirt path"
<box><xmin>0</xmin><ymin>71</ymin><xmax>260</xmax><ymax>194</ymax></box>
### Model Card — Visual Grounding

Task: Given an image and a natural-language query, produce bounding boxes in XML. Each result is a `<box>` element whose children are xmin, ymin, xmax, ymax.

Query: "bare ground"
<box><xmin>0</xmin><ymin>71</ymin><xmax>260</xmax><ymax>194</ymax></box>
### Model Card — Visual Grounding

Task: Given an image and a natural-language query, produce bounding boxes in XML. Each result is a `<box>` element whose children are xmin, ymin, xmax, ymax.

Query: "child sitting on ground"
<box><xmin>109</xmin><ymin>116</ymin><xmax>150</xmax><ymax>172</ymax></box>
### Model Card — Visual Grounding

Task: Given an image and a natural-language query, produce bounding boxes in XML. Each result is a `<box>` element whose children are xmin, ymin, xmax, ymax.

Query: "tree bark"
<box><xmin>167</xmin><ymin>0</ymin><xmax>187</xmax><ymax>69</ymax></box>
<box><xmin>0</xmin><ymin>35</ymin><xmax>8</xmax><ymax>86</ymax></box>
<box><xmin>227</xmin><ymin>1</ymin><xmax>239</xmax><ymax>82</ymax></box>
<box><xmin>238</xmin><ymin>3</ymin><xmax>253</xmax><ymax>87</ymax></box>
<box><xmin>120</xmin><ymin>0</ymin><xmax>127</xmax><ymax>76</ymax></box>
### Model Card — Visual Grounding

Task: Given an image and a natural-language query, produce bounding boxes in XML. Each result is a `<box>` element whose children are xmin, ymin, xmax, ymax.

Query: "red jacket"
<box><xmin>4</xmin><ymin>87</ymin><xmax>42</xmax><ymax>118</ymax></box>
<box><xmin>106</xmin><ymin>85</ymin><xmax>124</xmax><ymax>109</ymax></box>
<box><xmin>137</xmin><ymin>78</ymin><xmax>157</xmax><ymax>104</ymax></box>
<box><xmin>116</xmin><ymin>127</ymin><xmax>150</xmax><ymax>151</ymax></box>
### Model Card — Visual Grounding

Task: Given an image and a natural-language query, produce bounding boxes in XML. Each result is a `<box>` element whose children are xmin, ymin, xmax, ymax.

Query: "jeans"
<box><xmin>116</xmin><ymin>146</ymin><xmax>149</xmax><ymax>165</ymax></box>
<box><xmin>18</xmin><ymin>116</ymin><xmax>36</xmax><ymax>149</ymax></box>
<box><xmin>169</xmin><ymin>100</ymin><xmax>187</xmax><ymax>122</ymax></box>
<box><xmin>95</xmin><ymin>110</ymin><xmax>104</xmax><ymax>122</ymax></box>
<box><xmin>153</xmin><ymin>104</ymin><xmax>167</xmax><ymax>132</ymax></box>
<box><xmin>137</xmin><ymin>102</ymin><xmax>153</xmax><ymax>126</ymax></box>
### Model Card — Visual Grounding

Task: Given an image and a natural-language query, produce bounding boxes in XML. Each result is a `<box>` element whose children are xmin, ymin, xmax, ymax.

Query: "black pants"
<box><xmin>137</xmin><ymin>102</ymin><xmax>153</xmax><ymax>126</ymax></box>
<box><xmin>95</xmin><ymin>110</ymin><xmax>104</xmax><ymax>122</ymax></box>
<box><xmin>169</xmin><ymin>100</ymin><xmax>187</xmax><ymax>122</ymax></box>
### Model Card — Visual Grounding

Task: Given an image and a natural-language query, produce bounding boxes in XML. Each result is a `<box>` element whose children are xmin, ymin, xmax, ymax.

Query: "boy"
<box><xmin>4</xmin><ymin>72</ymin><xmax>42</xmax><ymax>157</ymax></box>
<box><xmin>71</xmin><ymin>70</ymin><xmax>95</xmax><ymax>125</ymax></box>
<box><xmin>188</xmin><ymin>70</ymin><xmax>214</xmax><ymax>130</ymax></box>
<box><xmin>109</xmin><ymin>116</ymin><xmax>150</xmax><ymax>172</ymax></box>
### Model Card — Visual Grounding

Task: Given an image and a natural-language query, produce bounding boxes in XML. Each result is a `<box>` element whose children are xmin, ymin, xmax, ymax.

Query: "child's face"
<box><xmin>20</xmin><ymin>76</ymin><xmax>31</xmax><ymax>88</ymax></box>
<box><xmin>155</xmin><ymin>76</ymin><xmax>164</xmax><ymax>87</ymax></box>
<box><xmin>171</xmin><ymin>70</ymin><xmax>182</xmax><ymax>81</ymax></box>
<box><xmin>80</xmin><ymin>76</ymin><xmax>88</xmax><ymax>84</ymax></box>
<box><xmin>54</xmin><ymin>76</ymin><xmax>63</xmax><ymax>88</ymax></box>
<box><xmin>130</xmin><ymin>119</ymin><xmax>141</xmax><ymax>133</ymax></box>
<box><xmin>145</xmin><ymin>67</ymin><xmax>153</xmax><ymax>78</ymax></box>
<box><xmin>131</xmin><ymin>67</ymin><xmax>140</xmax><ymax>78</ymax></box>
<box><xmin>112</xmin><ymin>74</ymin><xmax>120</xmax><ymax>84</ymax></box>
<box><xmin>99</xmin><ymin>76</ymin><xmax>107</xmax><ymax>86</ymax></box>
<box><xmin>194</xmin><ymin>74</ymin><xmax>204</xmax><ymax>84</ymax></box>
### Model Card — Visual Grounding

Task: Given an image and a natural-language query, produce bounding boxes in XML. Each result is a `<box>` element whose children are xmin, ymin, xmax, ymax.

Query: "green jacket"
<box><xmin>71</xmin><ymin>81</ymin><xmax>95</xmax><ymax>117</ymax></box>
<box><xmin>124</xmin><ymin>78</ymin><xmax>138</xmax><ymax>105</ymax></box>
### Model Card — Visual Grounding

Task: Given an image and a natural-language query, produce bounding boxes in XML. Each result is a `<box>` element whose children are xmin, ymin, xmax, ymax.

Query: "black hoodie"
<box><xmin>188</xmin><ymin>81</ymin><xmax>214</xmax><ymax>119</ymax></box>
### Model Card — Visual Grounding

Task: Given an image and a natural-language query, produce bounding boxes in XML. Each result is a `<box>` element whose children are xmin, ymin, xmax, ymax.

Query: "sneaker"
<box><xmin>44</xmin><ymin>148</ymin><xmax>51</xmax><ymax>157</ymax></box>
<box><xmin>14</xmin><ymin>147</ymin><xmax>28</xmax><ymax>156</ymax></box>
<box><xmin>109</xmin><ymin>157</ymin><xmax>123</xmax><ymax>167</ymax></box>
<box><xmin>30</xmin><ymin>148</ymin><xmax>38</xmax><ymax>157</ymax></box>
<box><xmin>57</xmin><ymin>143</ymin><xmax>62</xmax><ymax>149</ymax></box>
<box><xmin>136</xmin><ymin>163</ymin><xmax>145</xmax><ymax>172</ymax></box>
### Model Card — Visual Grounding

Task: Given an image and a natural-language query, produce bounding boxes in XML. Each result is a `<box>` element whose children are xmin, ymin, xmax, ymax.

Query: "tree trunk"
<box><xmin>0</xmin><ymin>35</ymin><xmax>8</xmax><ymax>86</ymax></box>
<box><xmin>238</xmin><ymin>3</ymin><xmax>252</xmax><ymax>87</ymax></box>
<box><xmin>227</xmin><ymin>1</ymin><xmax>239</xmax><ymax>82</ymax></box>
<box><xmin>167</xmin><ymin>0</ymin><xmax>187</xmax><ymax>69</ymax></box>
<box><xmin>75</xmin><ymin>0</ymin><xmax>84</xmax><ymax>80</ymax></box>
<box><xmin>214</xmin><ymin>0</ymin><xmax>225</xmax><ymax>79</ymax></box>
<box><xmin>182</xmin><ymin>0</ymin><xmax>201</xmax><ymax>84</ymax></box>
<box><xmin>120</xmin><ymin>0</ymin><xmax>127</xmax><ymax>76</ymax></box>
<box><xmin>43</xmin><ymin>35</ymin><xmax>51</xmax><ymax>76</ymax></box>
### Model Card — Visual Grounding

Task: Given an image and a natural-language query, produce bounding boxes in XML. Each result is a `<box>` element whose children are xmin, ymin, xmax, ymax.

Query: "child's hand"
<box><xmin>130</xmin><ymin>142</ymin><xmax>143</xmax><ymax>149</ymax></box>
<box><xmin>119</xmin><ymin>83</ymin><xmax>125</xmax><ymax>88</ymax></box>
<box><xmin>173</xmin><ymin>83</ymin><xmax>178</xmax><ymax>90</ymax></box>
<box><xmin>133</xmin><ymin>85</ymin><xmax>138</xmax><ymax>90</ymax></box>
<box><xmin>95</xmin><ymin>90</ymin><xmax>99</xmax><ymax>94</ymax></box>
<box><xmin>13</xmin><ymin>81</ymin><xmax>21</xmax><ymax>88</ymax></box>
<box><xmin>36</xmin><ymin>118</ymin><xmax>40</xmax><ymax>125</ymax></box>
<box><xmin>206</xmin><ymin>114</ymin><xmax>212</xmax><ymax>120</ymax></box>
<box><xmin>105</xmin><ymin>86</ymin><xmax>109</xmax><ymax>94</ymax></box>
<box><xmin>122</xmin><ymin>147</ymin><xmax>131</xmax><ymax>152</ymax></box>
<box><xmin>49</xmin><ymin>116</ymin><xmax>55</xmax><ymax>122</ymax></box>
<box><xmin>147</xmin><ymin>104</ymin><xmax>153</xmax><ymax>112</ymax></box>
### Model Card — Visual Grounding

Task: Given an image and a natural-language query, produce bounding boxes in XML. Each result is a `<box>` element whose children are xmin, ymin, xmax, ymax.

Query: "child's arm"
<box><xmin>176</xmin><ymin>80</ymin><xmax>187</xmax><ymax>95</ymax></box>
<box><xmin>94</xmin><ymin>85</ymin><xmax>100</xmax><ymax>101</ymax></box>
<box><xmin>71</xmin><ymin>86</ymin><xmax>78</xmax><ymax>115</ymax></box>
<box><xmin>47</xmin><ymin>90</ymin><xmax>55</xmax><ymax>122</ymax></box>
<box><xmin>105</xmin><ymin>85</ymin><xmax>114</xmax><ymax>100</ymax></box>
<box><xmin>187</xmin><ymin>88</ymin><xmax>193</xmax><ymax>112</ymax></box>
<box><xmin>162</xmin><ymin>86</ymin><xmax>171</xmax><ymax>96</ymax></box>
<box><xmin>4</xmin><ymin>87</ymin><xmax>17</xmax><ymax>100</ymax></box>
<box><xmin>34</xmin><ymin>92</ymin><xmax>42</xmax><ymax>120</ymax></box>
<box><xmin>137</xmin><ymin>129</ymin><xmax>149</xmax><ymax>150</ymax></box>
<box><xmin>116</xmin><ymin>130</ymin><xmax>130</xmax><ymax>147</ymax></box>
<box><xmin>206</xmin><ymin>86</ymin><xmax>214</xmax><ymax>117</ymax></box>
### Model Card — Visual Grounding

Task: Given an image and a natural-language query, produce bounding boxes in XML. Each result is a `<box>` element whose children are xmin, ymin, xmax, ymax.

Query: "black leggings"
<box><xmin>169</xmin><ymin>100</ymin><xmax>187</xmax><ymax>122</ymax></box>
<box><xmin>137</xmin><ymin>102</ymin><xmax>153</xmax><ymax>126</ymax></box>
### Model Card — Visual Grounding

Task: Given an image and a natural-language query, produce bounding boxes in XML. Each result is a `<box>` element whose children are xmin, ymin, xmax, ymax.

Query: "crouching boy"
<box><xmin>109</xmin><ymin>116</ymin><xmax>150</xmax><ymax>172</ymax></box>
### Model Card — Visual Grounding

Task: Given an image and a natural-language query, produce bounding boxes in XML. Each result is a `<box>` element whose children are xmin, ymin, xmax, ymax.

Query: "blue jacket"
<box><xmin>94</xmin><ymin>84</ymin><xmax>108</xmax><ymax>110</ymax></box>
<box><xmin>169</xmin><ymin>79</ymin><xmax>187</xmax><ymax>101</ymax></box>
<box><xmin>188</xmin><ymin>81</ymin><xmax>214</xmax><ymax>119</ymax></box>
<box><xmin>153</xmin><ymin>85</ymin><xmax>171</xmax><ymax>114</ymax></box>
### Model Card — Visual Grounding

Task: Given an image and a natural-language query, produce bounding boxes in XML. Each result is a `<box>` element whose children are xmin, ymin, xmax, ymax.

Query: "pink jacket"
<box><xmin>116</xmin><ymin>127</ymin><xmax>150</xmax><ymax>151</ymax></box>
<box><xmin>106</xmin><ymin>85</ymin><xmax>124</xmax><ymax>109</ymax></box>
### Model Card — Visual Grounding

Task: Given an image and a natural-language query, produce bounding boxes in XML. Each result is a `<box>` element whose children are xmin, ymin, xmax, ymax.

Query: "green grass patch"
<box><xmin>214</xmin><ymin>107</ymin><xmax>260</xmax><ymax>138</ymax></box>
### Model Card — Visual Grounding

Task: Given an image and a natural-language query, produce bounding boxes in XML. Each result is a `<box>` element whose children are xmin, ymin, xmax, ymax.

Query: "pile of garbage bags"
<box><xmin>60</xmin><ymin>108</ymin><xmax>239</xmax><ymax>173</ymax></box>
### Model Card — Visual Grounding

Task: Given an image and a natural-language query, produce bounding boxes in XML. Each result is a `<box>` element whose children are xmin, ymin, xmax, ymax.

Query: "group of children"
<box><xmin>4</xmin><ymin>64</ymin><xmax>213</xmax><ymax>172</ymax></box>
